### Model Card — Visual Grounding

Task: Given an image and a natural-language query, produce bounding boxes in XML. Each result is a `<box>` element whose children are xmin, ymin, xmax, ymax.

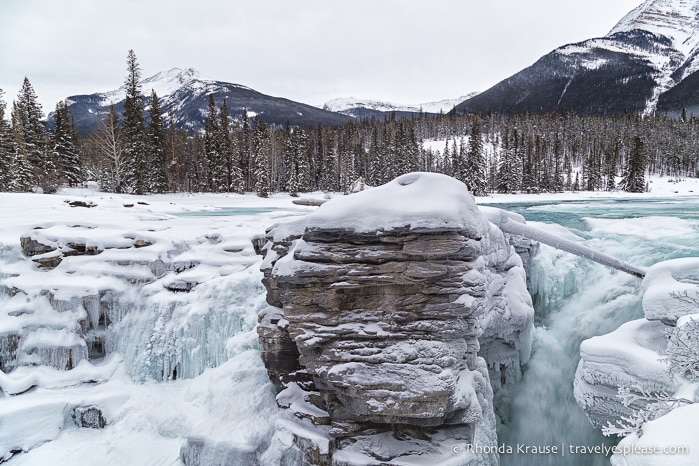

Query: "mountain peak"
<box><xmin>609</xmin><ymin>0</ymin><xmax>699</xmax><ymax>55</ymax></box>
<box><xmin>141</xmin><ymin>67</ymin><xmax>203</xmax><ymax>97</ymax></box>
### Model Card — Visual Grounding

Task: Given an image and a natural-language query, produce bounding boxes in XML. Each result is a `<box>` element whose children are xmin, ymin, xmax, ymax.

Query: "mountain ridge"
<box><xmin>457</xmin><ymin>0</ymin><xmax>699</xmax><ymax>117</ymax></box>
<box><xmin>322</xmin><ymin>93</ymin><xmax>478</xmax><ymax>117</ymax></box>
<box><xmin>63</xmin><ymin>68</ymin><xmax>351</xmax><ymax>134</ymax></box>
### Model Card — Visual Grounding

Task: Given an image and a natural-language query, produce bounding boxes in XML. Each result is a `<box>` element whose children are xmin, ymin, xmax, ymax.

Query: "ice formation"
<box><xmin>257</xmin><ymin>173</ymin><xmax>535</xmax><ymax>465</ymax></box>
<box><xmin>0</xmin><ymin>192</ymin><xmax>283</xmax><ymax>462</ymax></box>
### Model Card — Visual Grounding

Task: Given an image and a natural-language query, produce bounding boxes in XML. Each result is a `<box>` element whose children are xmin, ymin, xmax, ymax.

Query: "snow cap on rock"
<box><xmin>303</xmin><ymin>172</ymin><xmax>488</xmax><ymax>237</ymax></box>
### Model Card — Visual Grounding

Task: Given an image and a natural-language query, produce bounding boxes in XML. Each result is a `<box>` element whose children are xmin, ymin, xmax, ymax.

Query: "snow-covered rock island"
<box><xmin>257</xmin><ymin>173</ymin><xmax>535</xmax><ymax>465</ymax></box>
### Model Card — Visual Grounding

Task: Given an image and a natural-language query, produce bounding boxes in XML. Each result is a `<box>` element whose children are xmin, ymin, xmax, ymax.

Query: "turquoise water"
<box><xmin>492</xmin><ymin>197</ymin><xmax>699</xmax><ymax>466</ymax></box>
<box><xmin>173</xmin><ymin>207</ymin><xmax>308</xmax><ymax>217</ymax></box>
<box><xmin>488</xmin><ymin>196</ymin><xmax>699</xmax><ymax>228</ymax></box>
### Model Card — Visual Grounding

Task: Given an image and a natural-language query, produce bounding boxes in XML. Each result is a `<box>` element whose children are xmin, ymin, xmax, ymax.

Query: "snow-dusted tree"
<box><xmin>239</xmin><ymin>109</ymin><xmax>252</xmax><ymax>192</ymax></box>
<box><xmin>15</xmin><ymin>77</ymin><xmax>56</xmax><ymax>191</ymax></box>
<box><xmin>466</xmin><ymin>115</ymin><xmax>487</xmax><ymax>196</ymax></box>
<box><xmin>147</xmin><ymin>90</ymin><xmax>169</xmax><ymax>193</ymax></box>
<box><xmin>451</xmin><ymin>138</ymin><xmax>465</xmax><ymax>183</ymax></box>
<box><xmin>496</xmin><ymin>130</ymin><xmax>520</xmax><ymax>193</ymax></box>
<box><xmin>122</xmin><ymin>50</ymin><xmax>147</xmax><ymax>194</ymax></box>
<box><xmin>0</xmin><ymin>89</ymin><xmax>11</xmax><ymax>191</ymax></box>
<box><xmin>367</xmin><ymin>125</ymin><xmax>384</xmax><ymax>186</ymax></box>
<box><xmin>94</xmin><ymin>105</ymin><xmax>126</xmax><ymax>192</ymax></box>
<box><xmin>285</xmin><ymin>126</ymin><xmax>309</xmax><ymax>196</ymax></box>
<box><xmin>602</xmin><ymin>387</ymin><xmax>692</xmax><ymax>438</ymax></box>
<box><xmin>665</xmin><ymin>313</ymin><xmax>699</xmax><ymax>381</ymax></box>
<box><xmin>252</xmin><ymin>117</ymin><xmax>270</xmax><ymax>197</ymax></box>
<box><xmin>605</xmin><ymin>140</ymin><xmax>620</xmax><ymax>191</ymax></box>
<box><xmin>8</xmin><ymin>102</ymin><xmax>34</xmax><ymax>192</ymax></box>
<box><xmin>52</xmin><ymin>100</ymin><xmax>82</xmax><ymax>187</ymax></box>
<box><xmin>203</xmin><ymin>94</ymin><xmax>221</xmax><ymax>191</ymax></box>
<box><xmin>620</xmin><ymin>135</ymin><xmax>646</xmax><ymax>193</ymax></box>
<box><xmin>219</xmin><ymin>99</ymin><xmax>240</xmax><ymax>192</ymax></box>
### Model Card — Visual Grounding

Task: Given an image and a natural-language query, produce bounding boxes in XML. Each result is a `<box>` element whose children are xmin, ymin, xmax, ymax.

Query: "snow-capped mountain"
<box><xmin>457</xmin><ymin>0</ymin><xmax>699</xmax><ymax>117</ymax></box>
<box><xmin>63</xmin><ymin>68</ymin><xmax>350</xmax><ymax>134</ymax></box>
<box><xmin>323</xmin><ymin>94</ymin><xmax>478</xmax><ymax>118</ymax></box>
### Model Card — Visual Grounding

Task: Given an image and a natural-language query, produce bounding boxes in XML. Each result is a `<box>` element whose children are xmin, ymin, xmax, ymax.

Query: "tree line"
<box><xmin>2</xmin><ymin>51</ymin><xmax>698</xmax><ymax>197</ymax></box>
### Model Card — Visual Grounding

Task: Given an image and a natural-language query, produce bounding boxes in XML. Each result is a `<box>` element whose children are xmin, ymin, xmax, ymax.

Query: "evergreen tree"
<box><xmin>15</xmin><ymin>77</ymin><xmax>56</xmax><ymax>191</ymax></box>
<box><xmin>496</xmin><ymin>130</ymin><xmax>519</xmax><ymax>193</ymax></box>
<box><xmin>252</xmin><ymin>117</ymin><xmax>270</xmax><ymax>197</ymax></box>
<box><xmin>122</xmin><ymin>50</ymin><xmax>147</xmax><ymax>194</ymax></box>
<box><xmin>451</xmin><ymin>138</ymin><xmax>465</xmax><ymax>182</ymax></box>
<box><xmin>239</xmin><ymin>110</ymin><xmax>252</xmax><ymax>192</ymax></box>
<box><xmin>367</xmin><ymin>124</ymin><xmax>383</xmax><ymax>186</ymax></box>
<box><xmin>284</xmin><ymin>126</ymin><xmax>309</xmax><ymax>196</ymax></box>
<box><xmin>52</xmin><ymin>101</ymin><xmax>82</xmax><ymax>187</ymax></box>
<box><xmin>219</xmin><ymin>99</ymin><xmax>240</xmax><ymax>192</ymax></box>
<box><xmin>0</xmin><ymin>90</ymin><xmax>11</xmax><ymax>191</ymax></box>
<box><xmin>147</xmin><ymin>90</ymin><xmax>169</xmax><ymax>193</ymax></box>
<box><xmin>466</xmin><ymin>114</ymin><xmax>487</xmax><ymax>195</ymax></box>
<box><xmin>9</xmin><ymin>102</ymin><xmax>34</xmax><ymax>192</ymax></box>
<box><xmin>605</xmin><ymin>140</ymin><xmax>620</xmax><ymax>191</ymax></box>
<box><xmin>620</xmin><ymin>135</ymin><xmax>647</xmax><ymax>193</ymax></box>
<box><xmin>203</xmin><ymin>94</ymin><xmax>221</xmax><ymax>191</ymax></box>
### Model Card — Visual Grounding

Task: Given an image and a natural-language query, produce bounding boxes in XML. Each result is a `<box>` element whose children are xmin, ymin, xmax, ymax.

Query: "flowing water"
<box><xmin>487</xmin><ymin>197</ymin><xmax>699</xmax><ymax>465</ymax></box>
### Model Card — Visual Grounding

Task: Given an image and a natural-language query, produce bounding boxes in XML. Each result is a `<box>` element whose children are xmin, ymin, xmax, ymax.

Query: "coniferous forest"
<box><xmin>1</xmin><ymin>51</ymin><xmax>698</xmax><ymax>198</ymax></box>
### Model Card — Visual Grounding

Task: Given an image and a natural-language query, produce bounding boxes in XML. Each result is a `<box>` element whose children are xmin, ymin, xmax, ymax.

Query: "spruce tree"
<box><xmin>466</xmin><ymin>114</ymin><xmax>487</xmax><ymax>196</ymax></box>
<box><xmin>219</xmin><ymin>99</ymin><xmax>240</xmax><ymax>192</ymax></box>
<box><xmin>367</xmin><ymin>125</ymin><xmax>383</xmax><ymax>186</ymax></box>
<box><xmin>147</xmin><ymin>90</ymin><xmax>169</xmax><ymax>193</ymax></box>
<box><xmin>620</xmin><ymin>135</ymin><xmax>647</xmax><ymax>193</ymax></box>
<box><xmin>9</xmin><ymin>102</ymin><xmax>34</xmax><ymax>192</ymax></box>
<box><xmin>203</xmin><ymin>94</ymin><xmax>220</xmax><ymax>191</ymax></box>
<box><xmin>52</xmin><ymin>101</ymin><xmax>82</xmax><ymax>187</ymax></box>
<box><xmin>252</xmin><ymin>117</ymin><xmax>270</xmax><ymax>197</ymax></box>
<box><xmin>239</xmin><ymin>110</ymin><xmax>252</xmax><ymax>192</ymax></box>
<box><xmin>15</xmin><ymin>77</ymin><xmax>56</xmax><ymax>191</ymax></box>
<box><xmin>284</xmin><ymin>126</ymin><xmax>310</xmax><ymax>196</ymax></box>
<box><xmin>0</xmin><ymin>90</ymin><xmax>11</xmax><ymax>191</ymax></box>
<box><xmin>122</xmin><ymin>50</ymin><xmax>147</xmax><ymax>194</ymax></box>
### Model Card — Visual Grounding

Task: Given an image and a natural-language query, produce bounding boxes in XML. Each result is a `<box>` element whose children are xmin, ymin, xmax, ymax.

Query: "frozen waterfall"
<box><xmin>494</xmin><ymin>198</ymin><xmax>699</xmax><ymax>466</ymax></box>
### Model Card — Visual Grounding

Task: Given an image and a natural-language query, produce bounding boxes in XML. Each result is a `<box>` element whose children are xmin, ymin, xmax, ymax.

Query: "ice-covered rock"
<box><xmin>574</xmin><ymin>319</ymin><xmax>675</xmax><ymax>428</ymax></box>
<box><xmin>642</xmin><ymin>257</ymin><xmax>699</xmax><ymax>324</ymax></box>
<box><xmin>258</xmin><ymin>173</ymin><xmax>534</xmax><ymax>464</ymax></box>
<box><xmin>574</xmin><ymin>258</ymin><xmax>699</xmax><ymax>432</ymax></box>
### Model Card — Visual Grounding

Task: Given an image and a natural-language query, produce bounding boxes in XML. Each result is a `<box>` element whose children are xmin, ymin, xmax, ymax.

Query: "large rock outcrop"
<box><xmin>257</xmin><ymin>173</ymin><xmax>535</xmax><ymax>465</ymax></box>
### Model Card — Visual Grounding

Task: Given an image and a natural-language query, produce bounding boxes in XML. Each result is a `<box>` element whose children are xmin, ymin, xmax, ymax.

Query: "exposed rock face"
<box><xmin>72</xmin><ymin>405</ymin><xmax>107</xmax><ymax>428</ymax></box>
<box><xmin>258</xmin><ymin>173</ymin><xmax>535</xmax><ymax>465</ymax></box>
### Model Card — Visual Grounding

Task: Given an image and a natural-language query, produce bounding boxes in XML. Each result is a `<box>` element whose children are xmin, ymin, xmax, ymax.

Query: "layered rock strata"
<box><xmin>258</xmin><ymin>173</ymin><xmax>535</xmax><ymax>465</ymax></box>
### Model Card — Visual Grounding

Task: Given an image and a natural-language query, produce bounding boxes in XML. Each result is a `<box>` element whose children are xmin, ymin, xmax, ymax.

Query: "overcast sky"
<box><xmin>1</xmin><ymin>0</ymin><xmax>644</xmax><ymax>113</ymax></box>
